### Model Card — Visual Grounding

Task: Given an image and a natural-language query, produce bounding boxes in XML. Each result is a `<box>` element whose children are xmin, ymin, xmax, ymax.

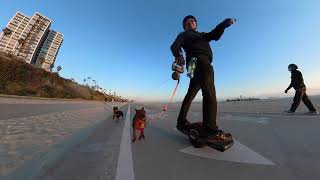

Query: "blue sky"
<box><xmin>1</xmin><ymin>0</ymin><xmax>320</xmax><ymax>102</ymax></box>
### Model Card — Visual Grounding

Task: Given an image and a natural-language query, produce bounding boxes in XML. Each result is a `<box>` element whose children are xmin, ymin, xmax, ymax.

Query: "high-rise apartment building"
<box><xmin>34</xmin><ymin>30</ymin><xmax>63</xmax><ymax>71</ymax></box>
<box><xmin>0</xmin><ymin>11</ymin><xmax>63</xmax><ymax>71</ymax></box>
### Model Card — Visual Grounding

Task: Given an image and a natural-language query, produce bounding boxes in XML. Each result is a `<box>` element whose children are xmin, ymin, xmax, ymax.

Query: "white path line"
<box><xmin>116</xmin><ymin>104</ymin><xmax>135</xmax><ymax>180</ymax></box>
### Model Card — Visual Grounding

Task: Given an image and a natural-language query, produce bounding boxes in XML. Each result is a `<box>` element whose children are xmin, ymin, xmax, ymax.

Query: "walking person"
<box><xmin>284</xmin><ymin>64</ymin><xmax>318</xmax><ymax>114</ymax></box>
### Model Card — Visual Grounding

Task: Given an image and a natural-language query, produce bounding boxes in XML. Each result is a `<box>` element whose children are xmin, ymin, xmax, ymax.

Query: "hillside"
<box><xmin>0</xmin><ymin>53</ymin><xmax>122</xmax><ymax>101</ymax></box>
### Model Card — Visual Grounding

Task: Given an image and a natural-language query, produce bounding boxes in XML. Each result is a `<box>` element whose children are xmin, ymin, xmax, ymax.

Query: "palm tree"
<box><xmin>18</xmin><ymin>38</ymin><xmax>25</xmax><ymax>44</ymax></box>
<box><xmin>57</xmin><ymin>66</ymin><xmax>62</xmax><ymax>72</ymax></box>
<box><xmin>56</xmin><ymin>66</ymin><xmax>62</xmax><ymax>76</ymax></box>
<box><xmin>50</xmin><ymin>64</ymin><xmax>54</xmax><ymax>72</ymax></box>
<box><xmin>3</xmin><ymin>28</ymin><xmax>12</xmax><ymax>36</ymax></box>
<box><xmin>38</xmin><ymin>57</ymin><xmax>45</xmax><ymax>67</ymax></box>
<box><xmin>85</xmin><ymin>77</ymin><xmax>92</xmax><ymax>86</ymax></box>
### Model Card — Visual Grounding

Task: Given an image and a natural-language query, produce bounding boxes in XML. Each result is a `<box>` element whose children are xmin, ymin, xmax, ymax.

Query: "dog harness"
<box><xmin>134</xmin><ymin>119</ymin><xmax>145</xmax><ymax>130</ymax></box>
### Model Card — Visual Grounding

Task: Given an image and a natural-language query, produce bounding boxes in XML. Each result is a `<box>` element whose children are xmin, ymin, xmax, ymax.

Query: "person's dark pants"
<box><xmin>290</xmin><ymin>87</ymin><xmax>317</xmax><ymax>112</ymax></box>
<box><xmin>177</xmin><ymin>55</ymin><xmax>218</xmax><ymax>131</ymax></box>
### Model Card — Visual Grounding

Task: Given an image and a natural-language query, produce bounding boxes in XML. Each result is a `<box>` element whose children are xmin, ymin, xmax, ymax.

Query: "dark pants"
<box><xmin>290</xmin><ymin>87</ymin><xmax>317</xmax><ymax>112</ymax></box>
<box><xmin>177</xmin><ymin>55</ymin><xmax>218</xmax><ymax>131</ymax></box>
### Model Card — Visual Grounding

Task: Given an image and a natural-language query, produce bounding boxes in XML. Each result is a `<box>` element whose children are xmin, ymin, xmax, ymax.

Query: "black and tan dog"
<box><xmin>113</xmin><ymin>106</ymin><xmax>123</xmax><ymax>122</ymax></box>
<box><xmin>132</xmin><ymin>107</ymin><xmax>147</xmax><ymax>143</ymax></box>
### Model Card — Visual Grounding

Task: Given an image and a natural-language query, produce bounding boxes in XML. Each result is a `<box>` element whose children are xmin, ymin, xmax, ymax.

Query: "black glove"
<box><xmin>223</xmin><ymin>18</ymin><xmax>236</xmax><ymax>28</ymax></box>
<box><xmin>175</xmin><ymin>56</ymin><xmax>185</xmax><ymax>66</ymax></box>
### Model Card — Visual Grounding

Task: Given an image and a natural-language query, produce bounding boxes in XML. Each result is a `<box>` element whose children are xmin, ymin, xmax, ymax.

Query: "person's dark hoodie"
<box><xmin>170</xmin><ymin>19</ymin><xmax>232</xmax><ymax>66</ymax></box>
<box><xmin>289</xmin><ymin>69</ymin><xmax>306</xmax><ymax>90</ymax></box>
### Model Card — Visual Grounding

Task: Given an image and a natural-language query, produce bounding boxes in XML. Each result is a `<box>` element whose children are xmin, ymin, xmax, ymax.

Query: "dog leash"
<box><xmin>147</xmin><ymin>79</ymin><xmax>180</xmax><ymax>122</ymax></box>
<box><xmin>170</xmin><ymin>79</ymin><xmax>180</xmax><ymax>103</ymax></box>
<box><xmin>161</xmin><ymin>79</ymin><xmax>179</xmax><ymax>113</ymax></box>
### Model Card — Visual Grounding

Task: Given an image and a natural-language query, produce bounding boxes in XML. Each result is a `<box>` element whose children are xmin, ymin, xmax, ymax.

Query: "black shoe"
<box><xmin>284</xmin><ymin>110</ymin><xmax>295</xmax><ymax>114</ymax></box>
<box><xmin>176</xmin><ymin>120</ymin><xmax>191</xmax><ymax>135</ymax></box>
<box><xmin>198</xmin><ymin>125</ymin><xmax>232</xmax><ymax>139</ymax></box>
<box><xmin>206</xmin><ymin>129</ymin><xmax>233</xmax><ymax>144</ymax></box>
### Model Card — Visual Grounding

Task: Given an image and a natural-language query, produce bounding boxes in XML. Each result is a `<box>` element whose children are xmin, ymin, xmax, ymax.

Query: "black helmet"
<box><xmin>183</xmin><ymin>15</ymin><xmax>197</xmax><ymax>29</ymax></box>
<box><xmin>288</xmin><ymin>64</ymin><xmax>298</xmax><ymax>71</ymax></box>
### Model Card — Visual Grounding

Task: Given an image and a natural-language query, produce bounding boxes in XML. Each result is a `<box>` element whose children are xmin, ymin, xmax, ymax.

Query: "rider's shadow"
<box><xmin>146</xmin><ymin>124</ymin><xmax>190</xmax><ymax>147</ymax></box>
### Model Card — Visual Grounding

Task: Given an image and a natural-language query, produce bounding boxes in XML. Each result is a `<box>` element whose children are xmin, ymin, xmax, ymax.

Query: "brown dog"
<box><xmin>132</xmin><ymin>107</ymin><xmax>147</xmax><ymax>143</ymax></box>
<box><xmin>113</xmin><ymin>106</ymin><xmax>123</xmax><ymax>122</ymax></box>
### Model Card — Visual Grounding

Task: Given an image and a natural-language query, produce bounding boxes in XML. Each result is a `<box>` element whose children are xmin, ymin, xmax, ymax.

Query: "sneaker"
<box><xmin>284</xmin><ymin>110</ymin><xmax>295</xmax><ymax>114</ymax></box>
<box><xmin>176</xmin><ymin>120</ymin><xmax>191</xmax><ymax>135</ymax></box>
<box><xmin>305</xmin><ymin>111</ymin><xmax>318</xmax><ymax>115</ymax></box>
<box><xmin>206</xmin><ymin>130</ymin><xmax>233</xmax><ymax>144</ymax></box>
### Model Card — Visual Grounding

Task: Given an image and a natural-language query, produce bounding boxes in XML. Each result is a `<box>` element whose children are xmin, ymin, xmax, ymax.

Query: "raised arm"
<box><xmin>203</xmin><ymin>18</ymin><xmax>236</xmax><ymax>41</ymax></box>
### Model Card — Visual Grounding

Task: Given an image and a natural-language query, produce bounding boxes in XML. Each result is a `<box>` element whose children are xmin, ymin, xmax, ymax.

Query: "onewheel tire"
<box><xmin>188</xmin><ymin>128</ymin><xmax>203</xmax><ymax>148</ymax></box>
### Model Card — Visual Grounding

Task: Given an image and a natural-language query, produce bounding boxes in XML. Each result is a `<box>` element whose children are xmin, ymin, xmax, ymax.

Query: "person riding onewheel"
<box><xmin>170</xmin><ymin>15</ymin><xmax>236</xmax><ymax>146</ymax></box>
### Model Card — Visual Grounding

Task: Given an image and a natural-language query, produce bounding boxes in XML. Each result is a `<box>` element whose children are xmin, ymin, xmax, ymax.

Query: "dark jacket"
<box><xmin>170</xmin><ymin>20</ymin><xmax>231</xmax><ymax>65</ymax></box>
<box><xmin>289</xmin><ymin>70</ymin><xmax>306</xmax><ymax>90</ymax></box>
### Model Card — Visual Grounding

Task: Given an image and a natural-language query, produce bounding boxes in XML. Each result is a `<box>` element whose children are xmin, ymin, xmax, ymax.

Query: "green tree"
<box><xmin>57</xmin><ymin>66</ymin><xmax>62</xmax><ymax>72</ymax></box>
<box><xmin>3</xmin><ymin>28</ymin><xmax>12</xmax><ymax>36</ymax></box>
<box><xmin>50</xmin><ymin>64</ymin><xmax>54</xmax><ymax>71</ymax></box>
